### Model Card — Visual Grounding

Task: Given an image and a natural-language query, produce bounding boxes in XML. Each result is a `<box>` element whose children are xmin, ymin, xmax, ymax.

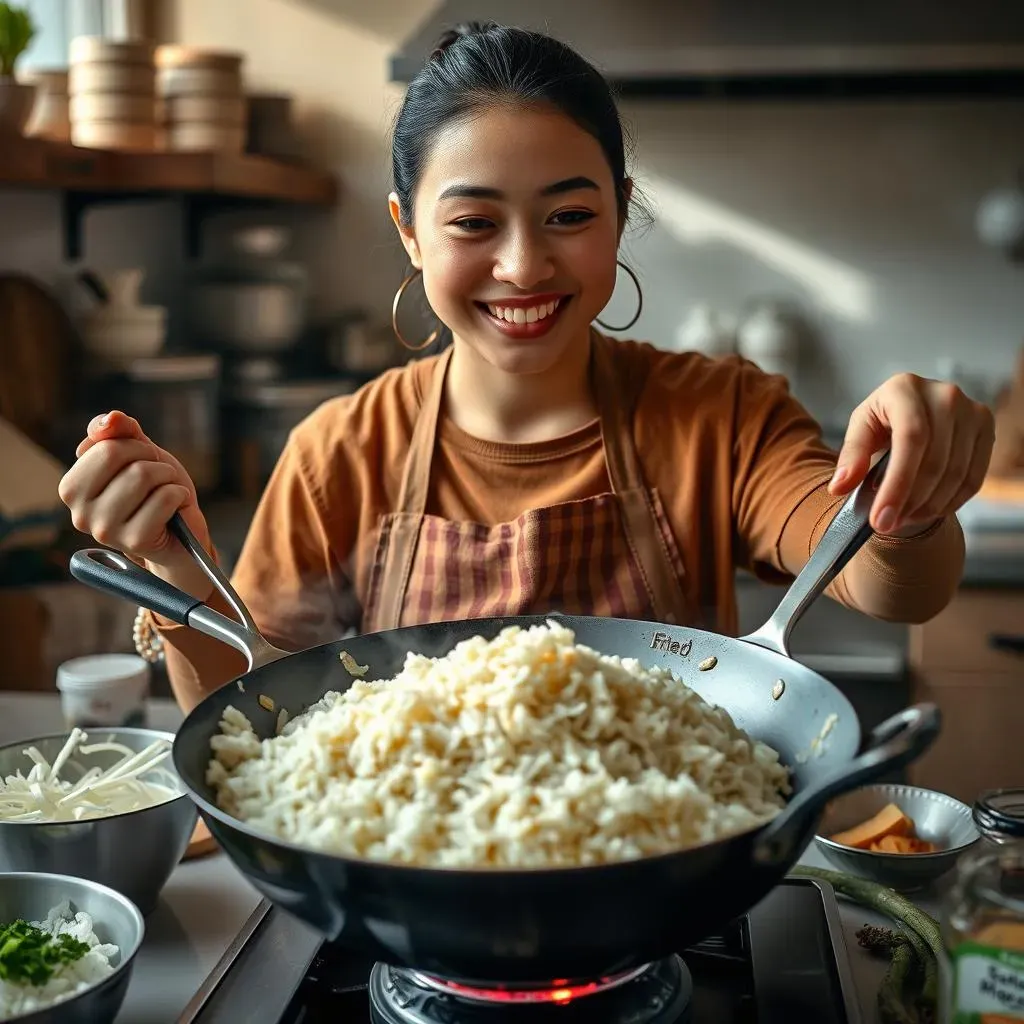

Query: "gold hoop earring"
<box><xmin>595</xmin><ymin>260</ymin><xmax>643</xmax><ymax>332</ymax></box>
<box><xmin>392</xmin><ymin>269</ymin><xmax>441</xmax><ymax>352</ymax></box>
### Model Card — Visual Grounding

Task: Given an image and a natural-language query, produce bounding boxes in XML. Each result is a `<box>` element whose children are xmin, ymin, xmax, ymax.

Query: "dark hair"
<box><xmin>392</xmin><ymin>22</ymin><xmax>636</xmax><ymax>226</ymax></box>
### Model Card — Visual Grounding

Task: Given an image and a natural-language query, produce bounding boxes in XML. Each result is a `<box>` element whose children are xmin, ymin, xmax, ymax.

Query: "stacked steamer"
<box><xmin>157</xmin><ymin>47</ymin><xmax>246</xmax><ymax>152</ymax></box>
<box><xmin>68</xmin><ymin>37</ymin><xmax>157</xmax><ymax>151</ymax></box>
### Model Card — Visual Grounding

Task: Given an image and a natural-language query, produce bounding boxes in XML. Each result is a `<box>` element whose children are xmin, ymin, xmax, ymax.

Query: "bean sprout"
<box><xmin>0</xmin><ymin>729</ymin><xmax>180</xmax><ymax>822</ymax></box>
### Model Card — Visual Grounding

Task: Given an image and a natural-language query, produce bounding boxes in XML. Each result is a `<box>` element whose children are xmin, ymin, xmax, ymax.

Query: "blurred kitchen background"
<box><xmin>1</xmin><ymin>0</ymin><xmax>1022</xmax><ymax>799</ymax></box>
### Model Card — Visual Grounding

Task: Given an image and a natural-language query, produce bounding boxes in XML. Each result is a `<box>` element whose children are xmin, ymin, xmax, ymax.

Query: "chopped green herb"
<box><xmin>0</xmin><ymin>919</ymin><xmax>90</xmax><ymax>986</ymax></box>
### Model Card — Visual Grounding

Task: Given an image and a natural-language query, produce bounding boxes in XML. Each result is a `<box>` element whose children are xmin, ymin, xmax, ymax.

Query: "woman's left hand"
<box><xmin>829</xmin><ymin>373</ymin><xmax>996</xmax><ymax>537</ymax></box>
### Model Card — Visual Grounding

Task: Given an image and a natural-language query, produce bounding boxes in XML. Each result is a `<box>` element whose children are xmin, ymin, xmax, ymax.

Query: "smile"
<box><xmin>485</xmin><ymin>297</ymin><xmax>563</xmax><ymax>324</ymax></box>
<box><xmin>475</xmin><ymin>295</ymin><xmax>571</xmax><ymax>340</ymax></box>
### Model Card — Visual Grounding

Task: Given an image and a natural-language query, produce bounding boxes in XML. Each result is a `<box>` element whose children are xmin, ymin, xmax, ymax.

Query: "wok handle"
<box><xmin>752</xmin><ymin>702</ymin><xmax>941</xmax><ymax>868</ymax></box>
<box><xmin>69</xmin><ymin>519</ymin><xmax>288</xmax><ymax>672</ymax></box>
<box><xmin>741</xmin><ymin>451</ymin><xmax>890</xmax><ymax>657</ymax></box>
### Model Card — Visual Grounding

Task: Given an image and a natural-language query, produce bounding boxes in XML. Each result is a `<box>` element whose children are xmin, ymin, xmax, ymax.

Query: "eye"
<box><xmin>451</xmin><ymin>217</ymin><xmax>495</xmax><ymax>232</ymax></box>
<box><xmin>549</xmin><ymin>209</ymin><xmax>596</xmax><ymax>226</ymax></box>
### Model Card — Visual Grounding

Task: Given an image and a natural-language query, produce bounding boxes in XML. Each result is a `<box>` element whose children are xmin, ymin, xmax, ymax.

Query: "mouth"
<box><xmin>475</xmin><ymin>295</ymin><xmax>570</xmax><ymax>339</ymax></box>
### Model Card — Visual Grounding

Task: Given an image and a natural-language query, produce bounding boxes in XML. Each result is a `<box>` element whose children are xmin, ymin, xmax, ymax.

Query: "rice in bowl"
<box><xmin>0</xmin><ymin>901</ymin><xmax>118</xmax><ymax>1020</ymax></box>
<box><xmin>206</xmin><ymin>621</ymin><xmax>791</xmax><ymax>868</ymax></box>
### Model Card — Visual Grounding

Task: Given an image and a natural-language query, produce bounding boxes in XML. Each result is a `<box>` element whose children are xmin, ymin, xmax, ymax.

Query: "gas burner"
<box><xmin>368</xmin><ymin>957</ymin><xmax>691</xmax><ymax>1023</ymax></box>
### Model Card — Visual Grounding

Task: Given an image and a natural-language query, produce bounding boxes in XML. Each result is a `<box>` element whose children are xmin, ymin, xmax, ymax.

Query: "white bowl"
<box><xmin>815</xmin><ymin>783</ymin><xmax>981</xmax><ymax>891</ymax></box>
<box><xmin>82</xmin><ymin>307</ymin><xmax>167</xmax><ymax>366</ymax></box>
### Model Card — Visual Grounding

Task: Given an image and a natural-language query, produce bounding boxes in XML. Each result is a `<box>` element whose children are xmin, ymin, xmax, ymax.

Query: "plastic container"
<box><xmin>56</xmin><ymin>654</ymin><xmax>150</xmax><ymax>730</ymax></box>
<box><xmin>943</xmin><ymin>789</ymin><xmax>1024</xmax><ymax>1022</ymax></box>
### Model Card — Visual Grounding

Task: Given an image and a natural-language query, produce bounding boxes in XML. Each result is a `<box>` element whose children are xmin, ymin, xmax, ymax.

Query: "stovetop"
<box><xmin>178</xmin><ymin>878</ymin><xmax>862</xmax><ymax>1024</ymax></box>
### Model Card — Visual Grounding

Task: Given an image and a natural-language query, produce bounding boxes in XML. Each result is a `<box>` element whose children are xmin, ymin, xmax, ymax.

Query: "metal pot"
<box><xmin>192</xmin><ymin>279</ymin><xmax>305</xmax><ymax>353</ymax></box>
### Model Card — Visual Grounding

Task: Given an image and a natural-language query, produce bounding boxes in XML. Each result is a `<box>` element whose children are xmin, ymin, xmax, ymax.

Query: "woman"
<box><xmin>59</xmin><ymin>24</ymin><xmax>993</xmax><ymax>713</ymax></box>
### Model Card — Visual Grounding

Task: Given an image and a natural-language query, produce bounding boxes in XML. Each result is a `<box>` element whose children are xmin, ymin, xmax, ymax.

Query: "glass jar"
<box><xmin>944</xmin><ymin>789</ymin><xmax>1024</xmax><ymax>1022</ymax></box>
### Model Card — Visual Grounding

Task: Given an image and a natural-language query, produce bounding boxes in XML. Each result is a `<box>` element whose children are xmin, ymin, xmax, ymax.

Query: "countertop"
<box><xmin>962</xmin><ymin>528</ymin><xmax>1024</xmax><ymax>587</ymax></box>
<box><xmin>0</xmin><ymin>693</ymin><xmax>949</xmax><ymax>1024</ymax></box>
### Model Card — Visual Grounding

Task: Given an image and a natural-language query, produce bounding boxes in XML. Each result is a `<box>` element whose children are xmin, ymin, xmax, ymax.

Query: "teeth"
<box><xmin>486</xmin><ymin>299</ymin><xmax>562</xmax><ymax>323</ymax></box>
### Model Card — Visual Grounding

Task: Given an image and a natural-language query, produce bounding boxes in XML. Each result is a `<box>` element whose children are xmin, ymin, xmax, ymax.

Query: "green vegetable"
<box><xmin>0</xmin><ymin>2</ymin><xmax>36</xmax><ymax>78</ymax></box>
<box><xmin>0</xmin><ymin>918</ymin><xmax>89</xmax><ymax>986</ymax></box>
<box><xmin>793</xmin><ymin>867</ymin><xmax>943</xmax><ymax>1024</ymax></box>
<box><xmin>880</xmin><ymin>936</ymin><xmax>919</xmax><ymax>1024</ymax></box>
<box><xmin>857</xmin><ymin>925</ymin><xmax>933</xmax><ymax>1024</ymax></box>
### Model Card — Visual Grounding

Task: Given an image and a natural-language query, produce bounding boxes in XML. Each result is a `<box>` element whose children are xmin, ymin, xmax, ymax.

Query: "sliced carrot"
<box><xmin>866</xmin><ymin>833</ymin><xmax>939</xmax><ymax>854</ymax></box>
<box><xmin>830</xmin><ymin>802</ymin><xmax>913</xmax><ymax>849</ymax></box>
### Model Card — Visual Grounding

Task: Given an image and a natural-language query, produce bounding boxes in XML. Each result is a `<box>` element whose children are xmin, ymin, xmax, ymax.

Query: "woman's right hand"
<box><xmin>58</xmin><ymin>410</ymin><xmax>215</xmax><ymax>600</ymax></box>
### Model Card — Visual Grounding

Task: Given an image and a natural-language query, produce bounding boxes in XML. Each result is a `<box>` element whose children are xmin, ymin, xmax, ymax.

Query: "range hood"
<box><xmin>390</xmin><ymin>0</ymin><xmax>1024</xmax><ymax>98</ymax></box>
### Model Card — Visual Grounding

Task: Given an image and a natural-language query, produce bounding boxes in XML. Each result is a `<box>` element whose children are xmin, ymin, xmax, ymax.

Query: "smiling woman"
<box><xmin>57</xmin><ymin>21</ymin><xmax>995</xmax><ymax>713</ymax></box>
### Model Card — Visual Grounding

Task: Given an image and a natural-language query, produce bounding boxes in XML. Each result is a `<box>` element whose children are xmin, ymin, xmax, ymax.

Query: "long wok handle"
<box><xmin>741</xmin><ymin>451</ymin><xmax>891</xmax><ymax>657</ymax></box>
<box><xmin>68</xmin><ymin>513</ymin><xmax>288</xmax><ymax>672</ymax></box>
<box><xmin>752</xmin><ymin>701</ymin><xmax>942</xmax><ymax>868</ymax></box>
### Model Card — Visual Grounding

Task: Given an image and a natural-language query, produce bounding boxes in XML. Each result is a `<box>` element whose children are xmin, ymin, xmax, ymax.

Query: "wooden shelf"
<box><xmin>1</xmin><ymin>137</ymin><xmax>339</xmax><ymax>259</ymax></box>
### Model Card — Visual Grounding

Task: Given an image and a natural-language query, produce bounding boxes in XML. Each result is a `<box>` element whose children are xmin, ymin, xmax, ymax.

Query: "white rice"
<box><xmin>206</xmin><ymin>621</ymin><xmax>791</xmax><ymax>868</ymax></box>
<box><xmin>0</xmin><ymin>901</ymin><xmax>119</xmax><ymax>1020</ymax></box>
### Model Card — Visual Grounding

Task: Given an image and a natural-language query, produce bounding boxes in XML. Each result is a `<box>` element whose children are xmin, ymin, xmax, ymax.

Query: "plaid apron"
<box><xmin>363</xmin><ymin>336</ymin><xmax>691</xmax><ymax>631</ymax></box>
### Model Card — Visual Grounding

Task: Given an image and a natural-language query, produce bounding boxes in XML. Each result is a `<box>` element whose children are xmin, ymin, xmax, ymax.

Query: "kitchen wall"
<box><xmin>3</xmin><ymin>0</ymin><xmax>1023</xmax><ymax>429</ymax></box>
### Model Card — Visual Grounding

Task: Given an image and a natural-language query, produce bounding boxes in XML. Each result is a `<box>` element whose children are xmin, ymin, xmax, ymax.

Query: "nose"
<box><xmin>492</xmin><ymin>225</ymin><xmax>555</xmax><ymax>290</ymax></box>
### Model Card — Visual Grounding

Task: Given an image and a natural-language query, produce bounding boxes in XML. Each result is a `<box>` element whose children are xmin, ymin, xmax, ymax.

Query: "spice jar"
<box><xmin>944</xmin><ymin>789</ymin><xmax>1024</xmax><ymax>1022</ymax></box>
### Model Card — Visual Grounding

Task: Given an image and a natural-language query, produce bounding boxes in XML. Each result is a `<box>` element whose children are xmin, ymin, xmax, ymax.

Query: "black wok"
<box><xmin>69</xmin><ymin>452</ymin><xmax>940</xmax><ymax>983</ymax></box>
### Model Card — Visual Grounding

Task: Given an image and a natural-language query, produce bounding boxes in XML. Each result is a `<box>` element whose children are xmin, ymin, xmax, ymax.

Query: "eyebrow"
<box><xmin>437</xmin><ymin>176</ymin><xmax>600</xmax><ymax>202</ymax></box>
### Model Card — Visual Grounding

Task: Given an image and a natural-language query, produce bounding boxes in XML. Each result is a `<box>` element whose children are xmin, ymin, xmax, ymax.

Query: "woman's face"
<box><xmin>390</xmin><ymin>104</ymin><xmax>624</xmax><ymax>377</ymax></box>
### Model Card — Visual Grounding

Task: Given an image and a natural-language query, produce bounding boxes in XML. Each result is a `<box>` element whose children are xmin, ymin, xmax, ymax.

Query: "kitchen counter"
<box><xmin>962</xmin><ymin>529</ymin><xmax>1024</xmax><ymax>587</ymax></box>
<box><xmin>0</xmin><ymin>693</ymin><xmax>947</xmax><ymax>1024</ymax></box>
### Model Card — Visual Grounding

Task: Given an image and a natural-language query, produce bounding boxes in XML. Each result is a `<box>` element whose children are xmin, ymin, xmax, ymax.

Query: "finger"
<box><xmin>939</xmin><ymin>420</ymin><xmax>995</xmax><ymax>516</ymax></box>
<box><xmin>830</xmin><ymin>404</ymin><xmax>887</xmax><ymax>496</ymax></box>
<box><xmin>75</xmin><ymin>410</ymin><xmax>149</xmax><ymax>457</ymax></box>
<box><xmin>871</xmin><ymin>392</ymin><xmax>930</xmax><ymax>533</ymax></box>
<box><xmin>905</xmin><ymin>417</ymin><xmax>973</xmax><ymax>522</ymax></box>
<box><xmin>85</xmin><ymin>461</ymin><xmax>181</xmax><ymax>545</ymax></box>
<box><xmin>899</xmin><ymin>390</ymin><xmax>956</xmax><ymax>522</ymax></box>
<box><xmin>118</xmin><ymin>484</ymin><xmax>191</xmax><ymax>556</ymax></box>
<box><xmin>59</xmin><ymin>439</ymin><xmax>161</xmax><ymax>505</ymax></box>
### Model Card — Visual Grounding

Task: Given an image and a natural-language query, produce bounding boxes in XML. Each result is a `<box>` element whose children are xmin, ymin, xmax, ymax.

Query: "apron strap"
<box><xmin>397</xmin><ymin>346</ymin><xmax>454</xmax><ymax>516</ymax></box>
<box><xmin>591</xmin><ymin>334</ymin><xmax>690</xmax><ymax>624</ymax></box>
<box><xmin>372</xmin><ymin>347</ymin><xmax>453</xmax><ymax>630</ymax></box>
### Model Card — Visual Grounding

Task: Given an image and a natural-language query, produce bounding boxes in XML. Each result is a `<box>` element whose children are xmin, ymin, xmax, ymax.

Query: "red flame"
<box><xmin>415</xmin><ymin>965</ymin><xmax>650</xmax><ymax>1006</ymax></box>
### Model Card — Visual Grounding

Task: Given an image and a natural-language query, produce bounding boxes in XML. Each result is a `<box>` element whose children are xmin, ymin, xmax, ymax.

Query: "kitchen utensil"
<box><xmin>815</xmin><ymin>783</ymin><xmax>981</xmax><ymax>891</ymax></box>
<box><xmin>55</xmin><ymin>653</ymin><xmax>150</xmax><ymax>730</ymax></box>
<box><xmin>190</xmin><ymin>228</ymin><xmax>306</xmax><ymax>352</ymax></box>
<box><xmin>79</xmin><ymin>267</ymin><xmax>167</xmax><ymax>366</ymax></box>
<box><xmin>0</xmin><ymin>728</ymin><xmax>197</xmax><ymax>915</ymax></box>
<box><xmin>0</xmin><ymin>871</ymin><xmax>144</xmax><ymax>1024</ymax></box>
<box><xmin>191</xmin><ymin>279</ymin><xmax>305</xmax><ymax>352</ymax></box>
<box><xmin>80</xmin><ymin>308</ymin><xmax>166</xmax><ymax>365</ymax></box>
<box><xmin>67</xmin><ymin>453</ymin><xmax>942</xmax><ymax>983</ymax></box>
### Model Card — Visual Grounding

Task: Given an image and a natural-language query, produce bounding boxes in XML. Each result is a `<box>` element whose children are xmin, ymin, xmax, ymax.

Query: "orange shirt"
<box><xmin>158</xmin><ymin>338</ymin><xmax>964</xmax><ymax>710</ymax></box>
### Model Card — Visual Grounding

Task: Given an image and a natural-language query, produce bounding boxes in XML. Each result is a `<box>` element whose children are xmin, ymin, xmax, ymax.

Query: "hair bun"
<box><xmin>431</xmin><ymin>21</ymin><xmax>498</xmax><ymax>59</ymax></box>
